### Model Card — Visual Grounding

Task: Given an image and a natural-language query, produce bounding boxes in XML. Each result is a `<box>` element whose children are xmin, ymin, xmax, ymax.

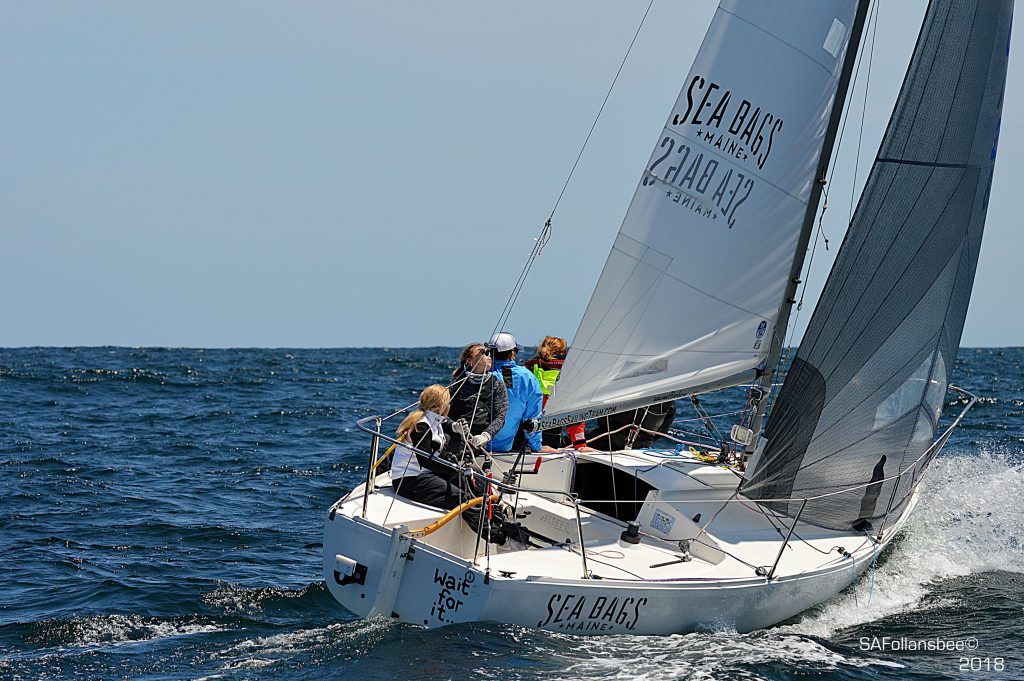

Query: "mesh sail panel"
<box><xmin>740</xmin><ymin>0</ymin><xmax>1012</xmax><ymax>531</ymax></box>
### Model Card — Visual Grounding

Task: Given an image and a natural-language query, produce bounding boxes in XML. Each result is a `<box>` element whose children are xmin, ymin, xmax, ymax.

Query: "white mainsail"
<box><xmin>542</xmin><ymin>0</ymin><xmax>863</xmax><ymax>427</ymax></box>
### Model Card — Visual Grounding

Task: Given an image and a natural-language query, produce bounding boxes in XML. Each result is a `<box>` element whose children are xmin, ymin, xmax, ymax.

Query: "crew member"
<box><xmin>447</xmin><ymin>342</ymin><xmax>508</xmax><ymax>451</ymax></box>
<box><xmin>391</xmin><ymin>384</ymin><xmax>505</xmax><ymax>544</ymax></box>
<box><xmin>485</xmin><ymin>332</ymin><xmax>543</xmax><ymax>453</ymax></box>
<box><xmin>524</xmin><ymin>335</ymin><xmax>589</xmax><ymax>450</ymax></box>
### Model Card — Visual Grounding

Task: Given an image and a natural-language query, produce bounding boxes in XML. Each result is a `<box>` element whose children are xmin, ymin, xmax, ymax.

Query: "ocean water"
<box><xmin>1</xmin><ymin>346</ymin><xmax>1022</xmax><ymax>681</ymax></box>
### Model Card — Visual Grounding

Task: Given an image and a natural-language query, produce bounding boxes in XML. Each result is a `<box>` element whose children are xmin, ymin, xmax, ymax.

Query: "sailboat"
<box><xmin>324</xmin><ymin>0</ymin><xmax>1011</xmax><ymax>634</ymax></box>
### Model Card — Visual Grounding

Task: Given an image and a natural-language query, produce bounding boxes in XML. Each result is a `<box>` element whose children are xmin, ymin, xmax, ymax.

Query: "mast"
<box><xmin>743</xmin><ymin>0</ymin><xmax>872</xmax><ymax>460</ymax></box>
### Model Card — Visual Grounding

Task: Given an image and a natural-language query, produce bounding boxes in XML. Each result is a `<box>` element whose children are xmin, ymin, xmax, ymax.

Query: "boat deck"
<box><xmin>334</xmin><ymin>449</ymin><xmax>887</xmax><ymax>584</ymax></box>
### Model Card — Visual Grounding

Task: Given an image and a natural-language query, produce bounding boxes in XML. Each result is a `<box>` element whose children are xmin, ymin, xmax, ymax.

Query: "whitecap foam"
<box><xmin>545</xmin><ymin>631</ymin><xmax>902</xmax><ymax>681</ymax></box>
<box><xmin>211</xmin><ymin>617</ymin><xmax>392</xmax><ymax>671</ymax></box>
<box><xmin>201</xmin><ymin>583</ymin><xmax>307</xmax><ymax>615</ymax></box>
<box><xmin>785</xmin><ymin>449</ymin><xmax>1024</xmax><ymax>637</ymax></box>
<box><xmin>24</xmin><ymin>613</ymin><xmax>226</xmax><ymax>657</ymax></box>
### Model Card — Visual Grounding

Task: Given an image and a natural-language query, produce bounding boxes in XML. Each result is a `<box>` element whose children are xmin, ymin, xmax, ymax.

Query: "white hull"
<box><xmin>324</xmin><ymin>450</ymin><xmax>909</xmax><ymax>635</ymax></box>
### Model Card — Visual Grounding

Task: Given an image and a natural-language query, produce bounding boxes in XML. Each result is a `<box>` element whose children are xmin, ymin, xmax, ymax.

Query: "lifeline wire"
<box><xmin>850</xmin><ymin>551</ymin><xmax>858</xmax><ymax>606</ymax></box>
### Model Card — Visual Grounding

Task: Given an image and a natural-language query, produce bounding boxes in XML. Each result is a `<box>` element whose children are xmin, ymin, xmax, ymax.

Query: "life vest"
<box><xmin>525</xmin><ymin>357</ymin><xmax>588</xmax><ymax>449</ymax></box>
<box><xmin>529</xmin><ymin>358</ymin><xmax>563</xmax><ymax>396</ymax></box>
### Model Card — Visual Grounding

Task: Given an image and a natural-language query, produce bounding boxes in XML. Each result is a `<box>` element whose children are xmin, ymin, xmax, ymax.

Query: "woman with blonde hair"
<box><xmin>391</xmin><ymin>384</ymin><xmax>505</xmax><ymax>544</ymax></box>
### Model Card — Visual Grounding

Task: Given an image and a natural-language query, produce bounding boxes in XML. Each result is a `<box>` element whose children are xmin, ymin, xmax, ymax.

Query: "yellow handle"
<box><xmin>405</xmin><ymin>495</ymin><xmax>500</xmax><ymax>538</ymax></box>
<box><xmin>371</xmin><ymin>443</ymin><xmax>397</xmax><ymax>472</ymax></box>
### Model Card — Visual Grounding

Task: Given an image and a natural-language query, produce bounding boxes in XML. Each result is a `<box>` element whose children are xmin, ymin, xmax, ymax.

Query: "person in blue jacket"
<box><xmin>485</xmin><ymin>331</ymin><xmax>543</xmax><ymax>452</ymax></box>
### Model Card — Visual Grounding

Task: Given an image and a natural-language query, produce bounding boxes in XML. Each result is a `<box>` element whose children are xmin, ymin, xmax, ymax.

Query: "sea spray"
<box><xmin>786</xmin><ymin>449</ymin><xmax>1024</xmax><ymax>638</ymax></box>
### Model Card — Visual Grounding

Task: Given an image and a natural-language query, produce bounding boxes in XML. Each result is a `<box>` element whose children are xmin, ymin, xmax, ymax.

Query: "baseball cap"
<box><xmin>486</xmin><ymin>331</ymin><xmax>523</xmax><ymax>353</ymax></box>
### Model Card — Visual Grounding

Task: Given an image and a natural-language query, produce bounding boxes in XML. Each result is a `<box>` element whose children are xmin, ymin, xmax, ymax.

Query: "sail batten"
<box><xmin>545</xmin><ymin>0</ymin><xmax>866</xmax><ymax>420</ymax></box>
<box><xmin>741</xmin><ymin>0</ymin><xmax>1012</xmax><ymax>531</ymax></box>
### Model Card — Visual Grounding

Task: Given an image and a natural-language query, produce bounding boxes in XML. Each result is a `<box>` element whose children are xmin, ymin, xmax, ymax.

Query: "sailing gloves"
<box><xmin>450</xmin><ymin>418</ymin><xmax>491</xmax><ymax>449</ymax></box>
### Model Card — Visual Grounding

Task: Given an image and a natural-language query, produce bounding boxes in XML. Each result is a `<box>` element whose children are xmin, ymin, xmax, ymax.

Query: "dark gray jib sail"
<box><xmin>741</xmin><ymin>0</ymin><xmax>1012</xmax><ymax>531</ymax></box>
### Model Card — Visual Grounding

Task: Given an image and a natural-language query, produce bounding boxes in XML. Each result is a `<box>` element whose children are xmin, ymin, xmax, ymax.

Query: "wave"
<box><xmin>63</xmin><ymin>367</ymin><xmax>175</xmax><ymax>385</ymax></box>
<box><xmin>202</xmin><ymin>583</ymin><xmax>317</xmax><ymax>615</ymax></box>
<box><xmin>783</xmin><ymin>448</ymin><xmax>1024</xmax><ymax>638</ymax></box>
<box><xmin>6</xmin><ymin>614</ymin><xmax>225</xmax><ymax>657</ymax></box>
<box><xmin>207</xmin><ymin>617</ymin><xmax>388</xmax><ymax>674</ymax></box>
<box><xmin>538</xmin><ymin>630</ymin><xmax>902</xmax><ymax>681</ymax></box>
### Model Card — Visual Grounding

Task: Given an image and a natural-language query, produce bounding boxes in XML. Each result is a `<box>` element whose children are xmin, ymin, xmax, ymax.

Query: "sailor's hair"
<box><xmin>452</xmin><ymin>343</ymin><xmax>487</xmax><ymax>378</ymax></box>
<box><xmin>397</xmin><ymin>384</ymin><xmax>450</xmax><ymax>441</ymax></box>
<box><xmin>536</xmin><ymin>336</ymin><xmax>567</xmax><ymax>362</ymax></box>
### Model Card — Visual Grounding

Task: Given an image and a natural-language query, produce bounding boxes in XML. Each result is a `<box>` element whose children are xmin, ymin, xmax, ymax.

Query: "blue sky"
<box><xmin>2</xmin><ymin>1</ymin><xmax>1020</xmax><ymax>347</ymax></box>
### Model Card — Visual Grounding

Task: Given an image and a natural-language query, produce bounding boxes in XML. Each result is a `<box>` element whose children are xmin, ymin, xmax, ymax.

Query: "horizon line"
<box><xmin>1</xmin><ymin>344</ymin><xmax>1021</xmax><ymax>351</ymax></box>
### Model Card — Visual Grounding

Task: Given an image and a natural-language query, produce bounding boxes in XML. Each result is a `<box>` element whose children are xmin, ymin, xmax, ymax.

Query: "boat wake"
<box><xmin>535</xmin><ymin>449</ymin><xmax>1023</xmax><ymax>680</ymax></box>
<box><xmin>547</xmin><ymin>631</ymin><xmax>902</xmax><ymax>681</ymax></box>
<box><xmin>785</xmin><ymin>448</ymin><xmax>1024</xmax><ymax>638</ymax></box>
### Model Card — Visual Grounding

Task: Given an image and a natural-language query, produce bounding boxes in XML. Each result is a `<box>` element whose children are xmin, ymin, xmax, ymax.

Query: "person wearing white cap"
<box><xmin>485</xmin><ymin>331</ymin><xmax>544</xmax><ymax>452</ymax></box>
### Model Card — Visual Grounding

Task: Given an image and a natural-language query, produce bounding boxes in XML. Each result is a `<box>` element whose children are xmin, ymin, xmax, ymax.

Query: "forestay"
<box><xmin>742</xmin><ymin>0</ymin><xmax>1013</xmax><ymax>531</ymax></box>
<box><xmin>542</xmin><ymin>0</ymin><xmax>862</xmax><ymax>428</ymax></box>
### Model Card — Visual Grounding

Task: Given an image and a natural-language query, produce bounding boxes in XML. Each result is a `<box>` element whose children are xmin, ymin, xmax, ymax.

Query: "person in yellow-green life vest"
<box><xmin>524</xmin><ymin>336</ymin><xmax>592</xmax><ymax>451</ymax></box>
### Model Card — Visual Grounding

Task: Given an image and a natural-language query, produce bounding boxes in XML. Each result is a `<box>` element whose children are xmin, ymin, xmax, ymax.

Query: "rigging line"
<box><xmin>624</xmin><ymin>406</ymin><xmax>648</xmax><ymax>451</ymax></box>
<box><xmin>491</xmin><ymin>223</ymin><xmax>548</xmax><ymax>337</ymax></box>
<box><xmin>819</xmin><ymin>0</ymin><xmax>880</xmax><ymax>211</ymax></box>
<box><xmin>494</xmin><ymin>221</ymin><xmax>550</xmax><ymax>336</ymax></box>
<box><xmin>748</xmin><ymin>500</ymin><xmax>849</xmax><ymax>557</ymax></box>
<box><xmin>795</xmin><ymin>0</ymin><xmax>878</xmax><ymax>303</ymax></box>
<box><xmin>770</xmin><ymin>0</ymin><xmax>880</xmax><ymax>402</ymax></box>
<box><xmin>849</xmin><ymin>0</ymin><xmax>879</xmax><ymax>227</ymax></box>
<box><xmin>453</xmin><ymin>368</ymin><xmax>492</xmax><ymax>463</ymax></box>
<box><xmin>382</xmin><ymin>435</ymin><xmax>420</xmax><ymax>527</ymax></box>
<box><xmin>549</xmin><ymin>0</ymin><xmax>655</xmax><ymax>220</ymax></box>
<box><xmin>645</xmin><ymin>529</ymin><xmax>766</xmax><ymax>573</ymax></box>
<box><xmin>693</xmin><ymin>488</ymin><xmax>739</xmax><ymax>547</ymax></box>
<box><xmin>565</xmin><ymin>545</ymin><xmax>646</xmax><ymax>580</ymax></box>
<box><xmin>381</xmin><ymin>373</ymin><xmax>473</xmax><ymax>423</ymax></box>
<box><xmin>490</xmin><ymin>0</ymin><xmax>655</xmax><ymax>336</ymax></box>
<box><xmin>867</xmin><ymin>538</ymin><xmax>877</xmax><ymax>606</ymax></box>
<box><xmin>848</xmin><ymin>551</ymin><xmax>858</xmax><ymax>606</ymax></box>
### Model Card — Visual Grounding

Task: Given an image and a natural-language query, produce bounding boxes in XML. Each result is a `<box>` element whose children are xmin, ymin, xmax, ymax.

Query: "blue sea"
<box><xmin>1</xmin><ymin>347</ymin><xmax>1022</xmax><ymax>680</ymax></box>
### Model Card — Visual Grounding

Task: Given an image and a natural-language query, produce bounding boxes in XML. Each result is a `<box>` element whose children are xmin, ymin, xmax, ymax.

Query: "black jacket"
<box><xmin>447</xmin><ymin>371</ymin><xmax>508</xmax><ymax>438</ymax></box>
<box><xmin>407</xmin><ymin>420</ymin><xmax>468</xmax><ymax>478</ymax></box>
